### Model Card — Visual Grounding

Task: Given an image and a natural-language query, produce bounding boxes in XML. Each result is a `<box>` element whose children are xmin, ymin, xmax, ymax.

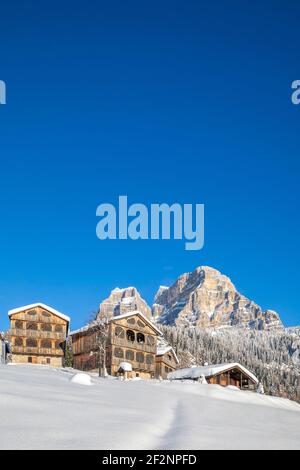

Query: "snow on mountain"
<box><xmin>153</xmin><ymin>266</ymin><xmax>283</xmax><ymax>330</ymax></box>
<box><xmin>1</xmin><ymin>364</ymin><xmax>300</xmax><ymax>450</ymax></box>
<box><xmin>98</xmin><ymin>286</ymin><xmax>152</xmax><ymax>319</ymax></box>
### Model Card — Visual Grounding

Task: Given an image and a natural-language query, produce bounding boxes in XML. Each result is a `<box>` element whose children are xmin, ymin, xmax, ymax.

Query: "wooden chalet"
<box><xmin>167</xmin><ymin>363</ymin><xmax>259</xmax><ymax>390</ymax></box>
<box><xmin>155</xmin><ymin>345</ymin><xmax>179</xmax><ymax>379</ymax></box>
<box><xmin>71</xmin><ymin>311</ymin><xmax>163</xmax><ymax>380</ymax></box>
<box><xmin>8</xmin><ymin>303</ymin><xmax>70</xmax><ymax>367</ymax></box>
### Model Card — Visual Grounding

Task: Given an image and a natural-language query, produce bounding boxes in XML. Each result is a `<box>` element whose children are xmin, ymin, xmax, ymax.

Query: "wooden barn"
<box><xmin>167</xmin><ymin>363</ymin><xmax>259</xmax><ymax>390</ymax></box>
<box><xmin>71</xmin><ymin>311</ymin><xmax>163</xmax><ymax>380</ymax></box>
<box><xmin>155</xmin><ymin>345</ymin><xmax>179</xmax><ymax>379</ymax></box>
<box><xmin>8</xmin><ymin>303</ymin><xmax>70</xmax><ymax>367</ymax></box>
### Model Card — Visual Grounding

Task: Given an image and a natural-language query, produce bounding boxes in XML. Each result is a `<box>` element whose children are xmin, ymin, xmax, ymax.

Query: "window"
<box><xmin>137</xmin><ymin>333</ymin><xmax>145</xmax><ymax>344</ymax></box>
<box><xmin>125</xmin><ymin>350</ymin><xmax>134</xmax><ymax>361</ymax></box>
<box><xmin>15</xmin><ymin>337</ymin><xmax>23</xmax><ymax>347</ymax></box>
<box><xmin>136</xmin><ymin>352</ymin><xmax>144</xmax><ymax>363</ymax></box>
<box><xmin>15</xmin><ymin>320</ymin><xmax>23</xmax><ymax>329</ymax></box>
<box><xmin>42</xmin><ymin>311</ymin><xmax>51</xmax><ymax>318</ymax></box>
<box><xmin>55</xmin><ymin>324</ymin><xmax>63</xmax><ymax>333</ymax></box>
<box><xmin>26</xmin><ymin>338</ymin><xmax>37</xmax><ymax>348</ymax></box>
<box><xmin>28</xmin><ymin>357</ymin><xmax>32</xmax><ymax>363</ymax></box>
<box><xmin>46</xmin><ymin>358</ymin><xmax>51</xmax><ymax>365</ymax></box>
<box><xmin>137</xmin><ymin>320</ymin><xmax>145</xmax><ymax>328</ymax></box>
<box><xmin>115</xmin><ymin>326</ymin><xmax>125</xmax><ymax>339</ymax></box>
<box><xmin>168</xmin><ymin>354</ymin><xmax>172</xmax><ymax>361</ymax></box>
<box><xmin>114</xmin><ymin>348</ymin><xmax>124</xmax><ymax>359</ymax></box>
<box><xmin>146</xmin><ymin>355</ymin><xmax>154</xmax><ymax>365</ymax></box>
<box><xmin>127</xmin><ymin>318</ymin><xmax>135</xmax><ymax>325</ymax></box>
<box><xmin>27</xmin><ymin>310</ymin><xmax>37</xmax><ymax>316</ymax></box>
<box><xmin>126</xmin><ymin>330</ymin><xmax>135</xmax><ymax>342</ymax></box>
<box><xmin>146</xmin><ymin>336</ymin><xmax>155</xmax><ymax>346</ymax></box>
<box><xmin>41</xmin><ymin>323</ymin><xmax>52</xmax><ymax>332</ymax></box>
<box><xmin>26</xmin><ymin>322</ymin><xmax>37</xmax><ymax>331</ymax></box>
<box><xmin>41</xmin><ymin>339</ymin><xmax>52</xmax><ymax>349</ymax></box>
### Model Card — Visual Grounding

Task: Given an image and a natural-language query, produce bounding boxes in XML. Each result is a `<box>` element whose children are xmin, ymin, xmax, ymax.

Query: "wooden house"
<box><xmin>71</xmin><ymin>311</ymin><xmax>164</xmax><ymax>379</ymax></box>
<box><xmin>155</xmin><ymin>345</ymin><xmax>179</xmax><ymax>379</ymax></box>
<box><xmin>8</xmin><ymin>303</ymin><xmax>70</xmax><ymax>367</ymax></box>
<box><xmin>167</xmin><ymin>363</ymin><xmax>259</xmax><ymax>390</ymax></box>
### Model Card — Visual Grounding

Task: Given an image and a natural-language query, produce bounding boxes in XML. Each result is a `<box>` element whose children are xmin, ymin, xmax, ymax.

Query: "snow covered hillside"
<box><xmin>1</xmin><ymin>364</ymin><xmax>300</xmax><ymax>450</ymax></box>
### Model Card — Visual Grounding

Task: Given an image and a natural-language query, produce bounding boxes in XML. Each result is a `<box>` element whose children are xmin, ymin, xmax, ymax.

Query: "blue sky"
<box><xmin>0</xmin><ymin>0</ymin><xmax>299</xmax><ymax>330</ymax></box>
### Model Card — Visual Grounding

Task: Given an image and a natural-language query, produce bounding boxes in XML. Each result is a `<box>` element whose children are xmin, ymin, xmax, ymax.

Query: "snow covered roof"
<box><xmin>156</xmin><ymin>345</ymin><xmax>180</xmax><ymax>364</ymax></box>
<box><xmin>167</xmin><ymin>363</ymin><xmax>259</xmax><ymax>384</ymax></box>
<box><xmin>8</xmin><ymin>303</ymin><xmax>71</xmax><ymax>323</ymax></box>
<box><xmin>70</xmin><ymin>310</ymin><xmax>162</xmax><ymax>336</ymax></box>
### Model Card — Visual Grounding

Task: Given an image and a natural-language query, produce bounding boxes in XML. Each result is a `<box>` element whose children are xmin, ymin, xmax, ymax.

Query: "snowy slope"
<box><xmin>0</xmin><ymin>364</ymin><xmax>300</xmax><ymax>450</ymax></box>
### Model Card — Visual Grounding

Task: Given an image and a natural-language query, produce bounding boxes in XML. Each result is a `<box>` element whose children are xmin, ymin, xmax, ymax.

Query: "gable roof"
<box><xmin>156</xmin><ymin>345</ymin><xmax>180</xmax><ymax>364</ymax></box>
<box><xmin>70</xmin><ymin>310</ymin><xmax>162</xmax><ymax>337</ymax></box>
<box><xmin>167</xmin><ymin>363</ymin><xmax>258</xmax><ymax>384</ymax></box>
<box><xmin>111</xmin><ymin>311</ymin><xmax>162</xmax><ymax>335</ymax></box>
<box><xmin>8</xmin><ymin>303</ymin><xmax>71</xmax><ymax>323</ymax></box>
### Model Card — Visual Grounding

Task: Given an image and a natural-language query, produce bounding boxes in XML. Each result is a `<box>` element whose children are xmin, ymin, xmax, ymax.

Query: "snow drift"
<box><xmin>0</xmin><ymin>364</ymin><xmax>300</xmax><ymax>450</ymax></box>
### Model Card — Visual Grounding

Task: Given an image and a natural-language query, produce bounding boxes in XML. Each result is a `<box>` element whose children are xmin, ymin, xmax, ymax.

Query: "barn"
<box><xmin>167</xmin><ymin>363</ymin><xmax>259</xmax><ymax>390</ymax></box>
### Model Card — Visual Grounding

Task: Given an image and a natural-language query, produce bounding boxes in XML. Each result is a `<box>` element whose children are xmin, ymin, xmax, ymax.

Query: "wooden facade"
<box><xmin>206</xmin><ymin>366</ymin><xmax>257</xmax><ymax>390</ymax></box>
<box><xmin>8</xmin><ymin>303</ymin><xmax>70</xmax><ymax>367</ymax></box>
<box><xmin>71</xmin><ymin>312</ymin><xmax>163</xmax><ymax>380</ymax></box>
<box><xmin>155</xmin><ymin>347</ymin><xmax>179</xmax><ymax>379</ymax></box>
<box><xmin>168</xmin><ymin>363</ymin><xmax>258</xmax><ymax>390</ymax></box>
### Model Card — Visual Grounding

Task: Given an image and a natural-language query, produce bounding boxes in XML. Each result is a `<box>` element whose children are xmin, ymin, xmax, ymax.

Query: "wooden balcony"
<box><xmin>11</xmin><ymin>314</ymin><xmax>59</xmax><ymax>324</ymax></box>
<box><xmin>112</xmin><ymin>337</ymin><xmax>155</xmax><ymax>354</ymax></box>
<box><xmin>12</xmin><ymin>346</ymin><xmax>64</xmax><ymax>356</ymax></box>
<box><xmin>10</xmin><ymin>329</ymin><xmax>66</xmax><ymax>341</ymax></box>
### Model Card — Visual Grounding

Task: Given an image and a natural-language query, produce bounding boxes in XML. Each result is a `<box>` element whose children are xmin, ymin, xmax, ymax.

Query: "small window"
<box><xmin>27</xmin><ymin>310</ymin><xmax>37</xmax><ymax>316</ymax></box>
<box><xmin>26</xmin><ymin>338</ymin><xmax>37</xmax><ymax>348</ymax></box>
<box><xmin>26</xmin><ymin>322</ymin><xmax>37</xmax><ymax>331</ymax></box>
<box><xmin>46</xmin><ymin>358</ymin><xmax>51</xmax><ymax>365</ymax></box>
<box><xmin>28</xmin><ymin>357</ymin><xmax>32</xmax><ymax>363</ymax></box>
<box><xmin>114</xmin><ymin>348</ymin><xmax>124</xmax><ymax>359</ymax></box>
<box><xmin>137</xmin><ymin>320</ymin><xmax>145</xmax><ymax>328</ymax></box>
<box><xmin>146</xmin><ymin>355</ymin><xmax>154</xmax><ymax>365</ymax></box>
<box><xmin>41</xmin><ymin>323</ymin><xmax>52</xmax><ymax>332</ymax></box>
<box><xmin>41</xmin><ymin>339</ymin><xmax>52</xmax><ymax>349</ymax></box>
<box><xmin>136</xmin><ymin>352</ymin><xmax>144</xmax><ymax>363</ymax></box>
<box><xmin>115</xmin><ymin>326</ymin><xmax>125</xmax><ymax>339</ymax></box>
<box><xmin>15</xmin><ymin>337</ymin><xmax>23</xmax><ymax>347</ymax></box>
<box><xmin>137</xmin><ymin>333</ymin><xmax>145</xmax><ymax>344</ymax></box>
<box><xmin>55</xmin><ymin>324</ymin><xmax>63</xmax><ymax>333</ymax></box>
<box><xmin>168</xmin><ymin>354</ymin><xmax>172</xmax><ymax>361</ymax></box>
<box><xmin>42</xmin><ymin>311</ymin><xmax>51</xmax><ymax>318</ymax></box>
<box><xmin>125</xmin><ymin>350</ymin><xmax>134</xmax><ymax>361</ymax></box>
<box><xmin>126</xmin><ymin>330</ymin><xmax>135</xmax><ymax>342</ymax></box>
<box><xmin>15</xmin><ymin>320</ymin><xmax>23</xmax><ymax>329</ymax></box>
<box><xmin>127</xmin><ymin>318</ymin><xmax>136</xmax><ymax>325</ymax></box>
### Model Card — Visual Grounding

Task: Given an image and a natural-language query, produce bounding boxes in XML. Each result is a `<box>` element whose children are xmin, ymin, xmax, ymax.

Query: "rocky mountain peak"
<box><xmin>99</xmin><ymin>286</ymin><xmax>152</xmax><ymax>319</ymax></box>
<box><xmin>153</xmin><ymin>266</ymin><xmax>283</xmax><ymax>330</ymax></box>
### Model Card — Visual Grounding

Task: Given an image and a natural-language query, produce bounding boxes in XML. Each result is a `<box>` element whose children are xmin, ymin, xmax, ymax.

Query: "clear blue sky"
<box><xmin>0</xmin><ymin>1</ymin><xmax>299</xmax><ymax>330</ymax></box>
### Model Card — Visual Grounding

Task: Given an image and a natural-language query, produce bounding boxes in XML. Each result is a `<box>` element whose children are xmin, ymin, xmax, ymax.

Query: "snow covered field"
<box><xmin>1</xmin><ymin>364</ymin><xmax>300</xmax><ymax>450</ymax></box>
